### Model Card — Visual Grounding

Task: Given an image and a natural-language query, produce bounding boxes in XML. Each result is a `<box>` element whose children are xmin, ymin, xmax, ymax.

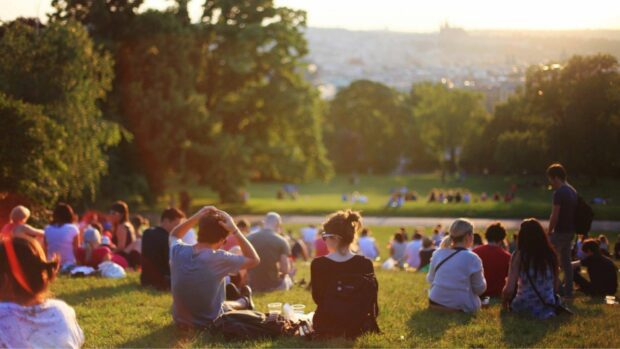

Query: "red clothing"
<box><xmin>76</xmin><ymin>246</ymin><xmax>112</xmax><ymax>268</ymax></box>
<box><xmin>0</xmin><ymin>223</ymin><xmax>16</xmax><ymax>236</ymax></box>
<box><xmin>314</xmin><ymin>238</ymin><xmax>329</xmax><ymax>258</ymax></box>
<box><xmin>473</xmin><ymin>244</ymin><xmax>511</xmax><ymax>297</ymax></box>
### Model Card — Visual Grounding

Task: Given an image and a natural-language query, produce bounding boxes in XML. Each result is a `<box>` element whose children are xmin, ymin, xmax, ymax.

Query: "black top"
<box><xmin>140</xmin><ymin>226</ymin><xmax>170</xmax><ymax>290</ymax></box>
<box><xmin>581</xmin><ymin>254</ymin><xmax>618</xmax><ymax>295</ymax></box>
<box><xmin>311</xmin><ymin>255</ymin><xmax>374</xmax><ymax>304</ymax></box>
<box><xmin>419</xmin><ymin>248</ymin><xmax>436</xmax><ymax>270</ymax></box>
<box><xmin>552</xmin><ymin>183</ymin><xmax>577</xmax><ymax>233</ymax></box>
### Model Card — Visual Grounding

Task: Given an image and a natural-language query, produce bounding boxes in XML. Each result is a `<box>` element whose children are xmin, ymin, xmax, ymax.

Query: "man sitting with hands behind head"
<box><xmin>169</xmin><ymin>206</ymin><xmax>261</xmax><ymax>330</ymax></box>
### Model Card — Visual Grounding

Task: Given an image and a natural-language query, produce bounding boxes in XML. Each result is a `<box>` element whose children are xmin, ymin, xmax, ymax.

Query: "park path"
<box><xmin>241</xmin><ymin>215</ymin><xmax>620</xmax><ymax>232</ymax></box>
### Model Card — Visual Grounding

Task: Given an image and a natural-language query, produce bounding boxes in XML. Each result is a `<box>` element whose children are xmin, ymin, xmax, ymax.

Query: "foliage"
<box><xmin>0</xmin><ymin>19</ymin><xmax>120</xmax><ymax>207</ymax></box>
<box><xmin>325</xmin><ymin>80</ymin><xmax>411</xmax><ymax>173</ymax></box>
<box><xmin>411</xmin><ymin>82</ymin><xmax>490</xmax><ymax>177</ymax></box>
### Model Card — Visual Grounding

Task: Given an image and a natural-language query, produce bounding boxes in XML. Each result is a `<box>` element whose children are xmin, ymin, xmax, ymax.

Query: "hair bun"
<box><xmin>345</xmin><ymin>210</ymin><xmax>362</xmax><ymax>225</ymax></box>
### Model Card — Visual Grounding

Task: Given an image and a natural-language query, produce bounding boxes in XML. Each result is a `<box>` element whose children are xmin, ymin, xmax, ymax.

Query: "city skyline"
<box><xmin>2</xmin><ymin>0</ymin><xmax>620</xmax><ymax>32</ymax></box>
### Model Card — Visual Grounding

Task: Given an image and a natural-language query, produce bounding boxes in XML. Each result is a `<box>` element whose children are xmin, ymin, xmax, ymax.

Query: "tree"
<box><xmin>325</xmin><ymin>80</ymin><xmax>410</xmax><ymax>173</ymax></box>
<box><xmin>0</xmin><ymin>19</ymin><xmax>120</xmax><ymax>207</ymax></box>
<box><xmin>411</xmin><ymin>82</ymin><xmax>489</xmax><ymax>179</ymax></box>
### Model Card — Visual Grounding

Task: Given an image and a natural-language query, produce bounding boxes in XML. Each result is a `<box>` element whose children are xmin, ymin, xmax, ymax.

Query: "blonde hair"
<box><xmin>10</xmin><ymin>206</ymin><xmax>30</xmax><ymax>224</ymax></box>
<box><xmin>442</xmin><ymin>218</ymin><xmax>475</xmax><ymax>246</ymax></box>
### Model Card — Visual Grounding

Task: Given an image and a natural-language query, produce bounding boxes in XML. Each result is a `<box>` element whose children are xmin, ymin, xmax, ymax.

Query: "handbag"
<box><xmin>526</xmin><ymin>271</ymin><xmax>574</xmax><ymax>316</ymax></box>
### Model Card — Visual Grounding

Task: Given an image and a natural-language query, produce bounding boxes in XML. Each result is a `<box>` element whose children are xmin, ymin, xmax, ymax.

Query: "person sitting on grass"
<box><xmin>1</xmin><ymin>205</ymin><xmax>44</xmax><ymax>242</ymax></box>
<box><xmin>417</xmin><ymin>237</ymin><xmax>436</xmax><ymax>272</ymax></box>
<box><xmin>427</xmin><ymin>218</ymin><xmax>486</xmax><ymax>312</ymax></box>
<box><xmin>357</xmin><ymin>228</ymin><xmax>380</xmax><ymax>261</ymax></box>
<box><xmin>76</xmin><ymin>226</ymin><xmax>112</xmax><ymax>268</ymax></box>
<box><xmin>247</xmin><ymin>212</ymin><xmax>293</xmax><ymax>292</ymax></box>
<box><xmin>502</xmin><ymin>219</ymin><xmax>560</xmax><ymax>319</ymax></box>
<box><xmin>0</xmin><ymin>235</ymin><xmax>84</xmax><ymax>348</ymax></box>
<box><xmin>311</xmin><ymin>210</ymin><xmax>379</xmax><ymax>339</ymax></box>
<box><xmin>109</xmin><ymin>201</ymin><xmax>140</xmax><ymax>269</ymax></box>
<box><xmin>473</xmin><ymin>222</ymin><xmax>511</xmax><ymax>298</ymax></box>
<box><xmin>572</xmin><ymin>239</ymin><xmax>618</xmax><ymax>297</ymax></box>
<box><xmin>170</xmin><ymin>206</ymin><xmax>260</xmax><ymax>330</ymax></box>
<box><xmin>140</xmin><ymin>207</ymin><xmax>185</xmax><ymax>291</ymax></box>
<box><xmin>44</xmin><ymin>203</ymin><xmax>80</xmax><ymax>271</ymax></box>
<box><xmin>389</xmin><ymin>232</ymin><xmax>407</xmax><ymax>269</ymax></box>
<box><xmin>405</xmin><ymin>232</ymin><xmax>423</xmax><ymax>269</ymax></box>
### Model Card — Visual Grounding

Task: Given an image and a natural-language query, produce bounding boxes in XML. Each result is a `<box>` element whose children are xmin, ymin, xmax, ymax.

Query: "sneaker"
<box><xmin>240</xmin><ymin>285</ymin><xmax>255</xmax><ymax>310</ymax></box>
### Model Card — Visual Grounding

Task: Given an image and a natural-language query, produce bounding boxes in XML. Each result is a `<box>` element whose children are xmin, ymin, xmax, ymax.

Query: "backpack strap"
<box><xmin>525</xmin><ymin>271</ymin><xmax>553</xmax><ymax>307</ymax></box>
<box><xmin>433</xmin><ymin>248</ymin><xmax>465</xmax><ymax>274</ymax></box>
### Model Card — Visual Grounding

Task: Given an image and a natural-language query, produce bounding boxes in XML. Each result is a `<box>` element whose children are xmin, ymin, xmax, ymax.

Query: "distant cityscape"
<box><xmin>304</xmin><ymin>23</ymin><xmax>620</xmax><ymax>110</ymax></box>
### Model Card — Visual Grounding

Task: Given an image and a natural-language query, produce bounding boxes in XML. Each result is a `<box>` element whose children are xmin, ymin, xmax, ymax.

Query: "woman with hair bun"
<box><xmin>311</xmin><ymin>210</ymin><xmax>380</xmax><ymax>339</ymax></box>
<box><xmin>427</xmin><ymin>218</ymin><xmax>487</xmax><ymax>312</ymax></box>
<box><xmin>0</xmin><ymin>235</ymin><xmax>84</xmax><ymax>348</ymax></box>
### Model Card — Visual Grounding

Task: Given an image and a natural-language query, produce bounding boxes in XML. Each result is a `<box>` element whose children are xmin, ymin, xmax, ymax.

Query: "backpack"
<box><xmin>212</xmin><ymin>310</ymin><xmax>299</xmax><ymax>341</ymax></box>
<box><xmin>313</xmin><ymin>272</ymin><xmax>380</xmax><ymax>339</ymax></box>
<box><xmin>574</xmin><ymin>195</ymin><xmax>594</xmax><ymax>236</ymax></box>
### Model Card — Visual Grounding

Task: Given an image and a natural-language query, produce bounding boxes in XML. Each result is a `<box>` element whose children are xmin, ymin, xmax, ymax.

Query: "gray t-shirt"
<box><xmin>170</xmin><ymin>239</ymin><xmax>245</xmax><ymax>327</ymax></box>
<box><xmin>247</xmin><ymin>229</ymin><xmax>291</xmax><ymax>292</ymax></box>
<box><xmin>553</xmin><ymin>183</ymin><xmax>577</xmax><ymax>234</ymax></box>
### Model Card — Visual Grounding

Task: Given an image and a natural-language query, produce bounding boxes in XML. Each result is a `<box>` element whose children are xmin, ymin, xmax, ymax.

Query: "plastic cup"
<box><xmin>268</xmin><ymin>302</ymin><xmax>283</xmax><ymax>314</ymax></box>
<box><xmin>292</xmin><ymin>304</ymin><xmax>306</xmax><ymax>315</ymax></box>
<box><xmin>605</xmin><ymin>296</ymin><xmax>617</xmax><ymax>305</ymax></box>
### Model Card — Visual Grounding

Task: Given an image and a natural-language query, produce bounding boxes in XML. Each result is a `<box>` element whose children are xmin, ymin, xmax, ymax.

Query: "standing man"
<box><xmin>247</xmin><ymin>212</ymin><xmax>292</xmax><ymax>292</ymax></box>
<box><xmin>546</xmin><ymin>163</ymin><xmax>578</xmax><ymax>298</ymax></box>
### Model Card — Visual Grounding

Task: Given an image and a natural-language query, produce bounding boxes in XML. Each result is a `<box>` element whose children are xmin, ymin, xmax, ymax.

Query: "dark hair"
<box><xmin>51</xmin><ymin>203</ymin><xmax>75</xmax><ymax>226</ymax></box>
<box><xmin>413</xmin><ymin>232</ymin><xmax>423</xmax><ymax>240</ymax></box>
<box><xmin>197</xmin><ymin>214</ymin><xmax>229</xmax><ymax>244</ymax></box>
<box><xmin>161</xmin><ymin>207</ymin><xmax>185</xmax><ymax>222</ymax></box>
<box><xmin>473</xmin><ymin>233</ymin><xmax>483</xmax><ymax>245</ymax></box>
<box><xmin>582</xmin><ymin>239</ymin><xmax>601</xmax><ymax>255</ymax></box>
<box><xmin>322</xmin><ymin>209</ymin><xmax>362</xmax><ymax>249</ymax></box>
<box><xmin>0</xmin><ymin>236</ymin><xmax>59</xmax><ymax>304</ymax></box>
<box><xmin>517</xmin><ymin>219</ymin><xmax>559</xmax><ymax>278</ymax></box>
<box><xmin>130</xmin><ymin>214</ymin><xmax>147</xmax><ymax>232</ymax></box>
<box><xmin>546</xmin><ymin>163</ymin><xmax>567</xmax><ymax>181</ymax></box>
<box><xmin>236</xmin><ymin>219</ymin><xmax>249</xmax><ymax>229</ymax></box>
<box><xmin>485</xmin><ymin>222</ymin><xmax>507</xmax><ymax>243</ymax></box>
<box><xmin>393</xmin><ymin>232</ymin><xmax>404</xmax><ymax>244</ymax></box>
<box><xmin>110</xmin><ymin>201</ymin><xmax>129</xmax><ymax>223</ymax></box>
<box><xmin>360</xmin><ymin>228</ymin><xmax>370</xmax><ymax>237</ymax></box>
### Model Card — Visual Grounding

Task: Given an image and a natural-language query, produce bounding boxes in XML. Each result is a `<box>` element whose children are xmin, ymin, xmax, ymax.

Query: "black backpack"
<box><xmin>212</xmin><ymin>310</ymin><xmax>299</xmax><ymax>340</ymax></box>
<box><xmin>313</xmin><ymin>272</ymin><xmax>380</xmax><ymax>339</ymax></box>
<box><xmin>574</xmin><ymin>195</ymin><xmax>594</xmax><ymax>236</ymax></box>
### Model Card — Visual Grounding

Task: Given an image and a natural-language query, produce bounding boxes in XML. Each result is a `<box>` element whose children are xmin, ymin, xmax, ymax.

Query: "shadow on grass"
<box><xmin>57</xmin><ymin>281</ymin><xmax>160</xmax><ymax>305</ymax></box>
<box><xmin>407</xmin><ymin>308</ymin><xmax>473</xmax><ymax>342</ymax></box>
<box><xmin>499</xmin><ymin>310</ymin><xmax>569</xmax><ymax>347</ymax></box>
<box><xmin>119</xmin><ymin>324</ymin><xmax>182</xmax><ymax>348</ymax></box>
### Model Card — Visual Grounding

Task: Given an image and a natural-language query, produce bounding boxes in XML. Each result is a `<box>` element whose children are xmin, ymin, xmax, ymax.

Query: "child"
<box><xmin>0</xmin><ymin>235</ymin><xmax>84</xmax><ymax>347</ymax></box>
<box><xmin>1</xmin><ymin>205</ymin><xmax>44</xmax><ymax>242</ymax></box>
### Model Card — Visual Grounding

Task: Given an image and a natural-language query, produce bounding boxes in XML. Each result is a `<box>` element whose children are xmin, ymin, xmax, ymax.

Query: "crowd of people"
<box><xmin>0</xmin><ymin>163</ymin><xmax>618</xmax><ymax>347</ymax></box>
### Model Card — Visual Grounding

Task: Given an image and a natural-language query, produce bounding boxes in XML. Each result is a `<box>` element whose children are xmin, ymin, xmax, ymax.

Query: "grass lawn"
<box><xmin>164</xmin><ymin>174</ymin><xmax>620</xmax><ymax>220</ymax></box>
<box><xmin>51</xmin><ymin>225</ymin><xmax>620</xmax><ymax>348</ymax></box>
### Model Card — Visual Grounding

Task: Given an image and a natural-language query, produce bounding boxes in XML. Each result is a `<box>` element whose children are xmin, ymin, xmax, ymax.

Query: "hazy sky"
<box><xmin>2</xmin><ymin>0</ymin><xmax>620</xmax><ymax>32</ymax></box>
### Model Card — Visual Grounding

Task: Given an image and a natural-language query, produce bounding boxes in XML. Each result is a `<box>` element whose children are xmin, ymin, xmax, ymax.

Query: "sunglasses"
<box><xmin>321</xmin><ymin>233</ymin><xmax>341</xmax><ymax>241</ymax></box>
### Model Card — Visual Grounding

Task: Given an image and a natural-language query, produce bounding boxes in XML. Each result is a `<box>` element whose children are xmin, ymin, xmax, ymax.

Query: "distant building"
<box><xmin>439</xmin><ymin>21</ymin><xmax>467</xmax><ymax>41</ymax></box>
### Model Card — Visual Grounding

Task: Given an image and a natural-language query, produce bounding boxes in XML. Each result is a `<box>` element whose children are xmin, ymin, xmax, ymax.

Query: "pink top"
<box><xmin>314</xmin><ymin>238</ymin><xmax>329</xmax><ymax>257</ymax></box>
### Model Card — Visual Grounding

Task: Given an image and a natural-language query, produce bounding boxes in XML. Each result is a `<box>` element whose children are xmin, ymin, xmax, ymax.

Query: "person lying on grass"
<box><xmin>169</xmin><ymin>206</ymin><xmax>260</xmax><ymax>330</ymax></box>
<box><xmin>0</xmin><ymin>235</ymin><xmax>84</xmax><ymax>348</ymax></box>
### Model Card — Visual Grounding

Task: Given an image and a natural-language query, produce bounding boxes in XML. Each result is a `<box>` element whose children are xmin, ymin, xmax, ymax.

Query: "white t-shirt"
<box><xmin>44</xmin><ymin>224</ymin><xmax>79</xmax><ymax>265</ymax></box>
<box><xmin>405</xmin><ymin>239</ymin><xmax>423</xmax><ymax>268</ymax></box>
<box><xmin>426</xmin><ymin>248</ymin><xmax>487</xmax><ymax>312</ymax></box>
<box><xmin>358</xmin><ymin>236</ymin><xmax>378</xmax><ymax>260</ymax></box>
<box><xmin>301</xmin><ymin>227</ymin><xmax>318</xmax><ymax>244</ymax></box>
<box><xmin>0</xmin><ymin>299</ymin><xmax>84</xmax><ymax>349</ymax></box>
<box><xmin>182</xmin><ymin>228</ymin><xmax>197</xmax><ymax>245</ymax></box>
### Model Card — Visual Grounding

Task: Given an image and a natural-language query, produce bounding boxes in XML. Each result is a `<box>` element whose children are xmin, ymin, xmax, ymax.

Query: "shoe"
<box><xmin>240</xmin><ymin>285</ymin><xmax>255</xmax><ymax>310</ymax></box>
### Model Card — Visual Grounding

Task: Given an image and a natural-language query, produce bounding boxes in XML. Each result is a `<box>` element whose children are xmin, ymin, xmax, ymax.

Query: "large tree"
<box><xmin>325</xmin><ymin>80</ymin><xmax>410</xmax><ymax>173</ymax></box>
<box><xmin>411</xmin><ymin>82</ymin><xmax>489</xmax><ymax>179</ymax></box>
<box><xmin>0</xmin><ymin>20</ymin><xmax>120</xmax><ymax>209</ymax></box>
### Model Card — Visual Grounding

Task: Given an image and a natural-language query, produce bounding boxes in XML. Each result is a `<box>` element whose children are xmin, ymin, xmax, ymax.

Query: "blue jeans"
<box><xmin>550</xmin><ymin>233</ymin><xmax>575</xmax><ymax>297</ymax></box>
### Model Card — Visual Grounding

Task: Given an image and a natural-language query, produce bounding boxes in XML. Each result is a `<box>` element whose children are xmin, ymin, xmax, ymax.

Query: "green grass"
<box><xmin>164</xmin><ymin>174</ymin><xmax>620</xmax><ymax>220</ymax></box>
<box><xmin>51</xmin><ymin>225</ymin><xmax>620</xmax><ymax>348</ymax></box>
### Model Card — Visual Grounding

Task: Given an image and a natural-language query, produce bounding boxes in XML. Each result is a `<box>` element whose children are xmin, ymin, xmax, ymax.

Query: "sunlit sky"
<box><xmin>2</xmin><ymin>0</ymin><xmax>620</xmax><ymax>32</ymax></box>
